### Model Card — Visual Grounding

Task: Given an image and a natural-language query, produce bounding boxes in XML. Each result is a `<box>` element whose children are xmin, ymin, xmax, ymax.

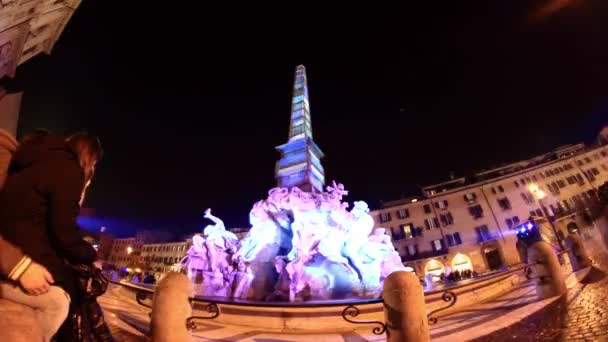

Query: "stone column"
<box><xmin>151</xmin><ymin>272</ymin><xmax>193</xmax><ymax>342</ymax></box>
<box><xmin>565</xmin><ymin>233</ymin><xmax>591</xmax><ymax>272</ymax></box>
<box><xmin>527</xmin><ymin>241</ymin><xmax>567</xmax><ymax>299</ymax></box>
<box><xmin>383</xmin><ymin>271</ymin><xmax>430</xmax><ymax>342</ymax></box>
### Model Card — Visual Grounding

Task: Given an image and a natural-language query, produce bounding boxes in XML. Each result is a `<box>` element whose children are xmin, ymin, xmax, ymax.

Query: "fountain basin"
<box><xmin>111</xmin><ymin>266</ymin><xmax>527</xmax><ymax>333</ymax></box>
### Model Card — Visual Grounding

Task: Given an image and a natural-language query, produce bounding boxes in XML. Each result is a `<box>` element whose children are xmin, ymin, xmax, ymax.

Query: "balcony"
<box><xmin>401</xmin><ymin>249</ymin><xmax>449</xmax><ymax>262</ymax></box>
<box><xmin>477</xmin><ymin>232</ymin><xmax>500</xmax><ymax>244</ymax></box>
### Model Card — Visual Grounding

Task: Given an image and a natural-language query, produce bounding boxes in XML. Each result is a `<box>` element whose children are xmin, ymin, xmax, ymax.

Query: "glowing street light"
<box><xmin>528</xmin><ymin>183</ymin><xmax>564</xmax><ymax>250</ymax></box>
<box><xmin>127</xmin><ymin>246</ymin><xmax>133</xmax><ymax>255</ymax></box>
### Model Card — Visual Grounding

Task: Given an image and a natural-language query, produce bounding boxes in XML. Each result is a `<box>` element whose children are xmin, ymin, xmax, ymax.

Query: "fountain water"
<box><xmin>181</xmin><ymin>181</ymin><xmax>407</xmax><ymax>302</ymax></box>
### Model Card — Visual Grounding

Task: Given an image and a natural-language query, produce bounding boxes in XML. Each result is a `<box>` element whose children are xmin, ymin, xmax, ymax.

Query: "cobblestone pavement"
<box><xmin>476</xmin><ymin>253</ymin><xmax>608</xmax><ymax>342</ymax></box>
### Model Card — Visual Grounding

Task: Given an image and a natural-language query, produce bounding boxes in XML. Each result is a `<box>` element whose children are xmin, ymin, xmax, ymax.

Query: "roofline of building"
<box><xmin>380</xmin><ymin>142</ymin><xmax>606</xmax><ymax>209</ymax></box>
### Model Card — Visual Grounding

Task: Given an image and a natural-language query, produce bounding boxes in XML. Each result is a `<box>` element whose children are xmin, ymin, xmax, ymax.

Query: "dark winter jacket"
<box><xmin>0</xmin><ymin>134</ymin><xmax>97</xmax><ymax>294</ymax></box>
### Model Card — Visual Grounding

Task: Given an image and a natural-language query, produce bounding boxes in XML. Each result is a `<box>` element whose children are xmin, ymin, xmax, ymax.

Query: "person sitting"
<box><xmin>0</xmin><ymin>131</ymin><xmax>103</xmax><ymax>341</ymax></box>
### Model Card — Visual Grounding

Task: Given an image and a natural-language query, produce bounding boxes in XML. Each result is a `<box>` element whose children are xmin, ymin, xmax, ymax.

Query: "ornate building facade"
<box><xmin>371</xmin><ymin>129</ymin><xmax>608</xmax><ymax>278</ymax></box>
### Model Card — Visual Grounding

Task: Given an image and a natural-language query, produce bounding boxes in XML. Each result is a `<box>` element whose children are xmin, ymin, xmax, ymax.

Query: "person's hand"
<box><xmin>19</xmin><ymin>262</ymin><xmax>54</xmax><ymax>295</ymax></box>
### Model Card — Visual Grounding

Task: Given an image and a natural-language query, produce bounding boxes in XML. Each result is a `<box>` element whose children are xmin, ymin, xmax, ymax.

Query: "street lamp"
<box><xmin>528</xmin><ymin>183</ymin><xmax>564</xmax><ymax>250</ymax></box>
<box><xmin>127</xmin><ymin>246</ymin><xmax>133</xmax><ymax>255</ymax></box>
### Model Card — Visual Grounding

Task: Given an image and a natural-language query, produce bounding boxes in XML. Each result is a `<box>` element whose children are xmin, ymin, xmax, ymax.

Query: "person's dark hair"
<box><xmin>66</xmin><ymin>132</ymin><xmax>103</xmax><ymax>162</ymax></box>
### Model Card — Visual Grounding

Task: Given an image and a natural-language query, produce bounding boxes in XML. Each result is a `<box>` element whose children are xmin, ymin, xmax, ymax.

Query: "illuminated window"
<box><xmin>402</xmin><ymin>224</ymin><xmax>413</xmax><ymax>239</ymax></box>
<box><xmin>432</xmin><ymin>239</ymin><xmax>443</xmax><ymax>251</ymax></box>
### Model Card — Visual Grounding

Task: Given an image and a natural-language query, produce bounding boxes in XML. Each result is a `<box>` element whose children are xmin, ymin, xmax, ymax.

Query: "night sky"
<box><xmin>10</xmin><ymin>1</ymin><xmax>608</xmax><ymax>237</ymax></box>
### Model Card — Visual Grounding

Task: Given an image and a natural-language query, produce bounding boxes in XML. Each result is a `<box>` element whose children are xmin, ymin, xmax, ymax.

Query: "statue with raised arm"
<box><xmin>203</xmin><ymin>209</ymin><xmax>238</xmax><ymax>274</ymax></box>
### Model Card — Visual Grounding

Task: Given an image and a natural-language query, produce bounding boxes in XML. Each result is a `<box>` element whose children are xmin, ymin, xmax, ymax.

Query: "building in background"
<box><xmin>108</xmin><ymin>237</ymin><xmax>136</xmax><ymax>269</ymax></box>
<box><xmin>107</xmin><ymin>229</ymin><xmax>179</xmax><ymax>270</ymax></box>
<box><xmin>141</xmin><ymin>239</ymin><xmax>192</xmax><ymax>274</ymax></box>
<box><xmin>371</xmin><ymin>128</ymin><xmax>608</xmax><ymax>279</ymax></box>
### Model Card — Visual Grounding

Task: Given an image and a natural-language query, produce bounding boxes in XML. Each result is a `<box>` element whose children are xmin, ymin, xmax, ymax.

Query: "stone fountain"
<box><xmin>181</xmin><ymin>181</ymin><xmax>406</xmax><ymax>302</ymax></box>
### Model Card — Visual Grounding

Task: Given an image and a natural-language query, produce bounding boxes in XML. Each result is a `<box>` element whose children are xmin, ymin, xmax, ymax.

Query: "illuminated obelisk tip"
<box><xmin>275</xmin><ymin>65</ymin><xmax>325</xmax><ymax>193</ymax></box>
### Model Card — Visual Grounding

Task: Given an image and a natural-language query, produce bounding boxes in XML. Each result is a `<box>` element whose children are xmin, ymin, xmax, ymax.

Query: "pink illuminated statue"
<box><xmin>185</xmin><ymin>181</ymin><xmax>407</xmax><ymax>301</ymax></box>
<box><xmin>180</xmin><ymin>234</ymin><xmax>208</xmax><ymax>282</ymax></box>
<box><xmin>203</xmin><ymin>209</ymin><xmax>238</xmax><ymax>274</ymax></box>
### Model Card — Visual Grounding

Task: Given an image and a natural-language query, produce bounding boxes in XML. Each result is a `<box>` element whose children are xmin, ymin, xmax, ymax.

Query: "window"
<box><xmin>491</xmin><ymin>187</ymin><xmax>497</xmax><ymax>194</ymax></box>
<box><xmin>413</xmin><ymin>227</ymin><xmax>424</xmax><ymax>238</ymax></box>
<box><xmin>440</xmin><ymin>212</ymin><xmax>454</xmax><ymax>226</ymax></box>
<box><xmin>521</xmin><ymin>192</ymin><xmax>535</xmax><ymax>204</ymax></box>
<box><xmin>557</xmin><ymin>180</ymin><xmax>566</xmax><ymax>188</ymax></box>
<box><xmin>434</xmin><ymin>200</ymin><xmax>448</xmax><ymax>209</ymax></box>
<box><xmin>431</xmin><ymin>239</ymin><xmax>444</xmax><ymax>252</ymax></box>
<box><xmin>425</xmin><ymin>217</ymin><xmax>440</xmax><ymax>229</ymax></box>
<box><xmin>463</xmin><ymin>192</ymin><xmax>477</xmax><ymax>204</ymax></box>
<box><xmin>407</xmin><ymin>244</ymin><xmax>418</xmax><ymax>256</ymax></box>
<box><xmin>585</xmin><ymin>157</ymin><xmax>592</xmax><ymax>164</ymax></box>
<box><xmin>547</xmin><ymin>182</ymin><xmax>560</xmax><ymax>195</ymax></box>
<box><xmin>562</xmin><ymin>200</ymin><xmax>572</xmax><ymax>213</ymax></box>
<box><xmin>446</xmin><ymin>234</ymin><xmax>454</xmax><ymax>246</ymax></box>
<box><xmin>475</xmin><ymin>225</ymin><xmax>494</xmax><ymax>242</ymax></box>
<box><xmin>576</xmin><ymin>173</ymin><xmax>585</xmax><ymax>185</ymax></box>
<box><xmin>397</xmin><ymin>208</ymin><xmax>409</xmax><ymax>219</ymax></box>
<box><xmin>401</xmin><ymin>224</ymin><xmax>414</xmax><ymax>240</ymax></box>
<box><xmin>591</xmin><ymin>167</ymin><xmax>600</xmax><ymax>176</ymax></box>
<box><xmin>514</xmin><ymin>180</ymin><xmax>520</xmax><ymax>187</ymax></box>
<box><xmin>445</xmin><ymin>233</ymin><xmax>463</xmax><ymax>247</ymax></box>
<box><xmin>379</xmin><ymin>212</ymin><xmax>392</xmax><ymax>223</ymax></box>
<box><xmin>469</xmin><ymin>204</ymin><xmax>484</xmax><ymax>219</ymax></box>
<box><xmin>498</xmin><ymin>185</ymin><xmax>505</xmax><ymax>192</ymax></box>
<box><xmin>536</xmin><ymin>208</ymin><xmax>544</xmax><ymax>217</ymax></box>
<box><xmin>576</xmin><ymin>160</ymin><xmax>584</xmax><ymax>166</ymax></box>
<box><xmin>506</xmin><ymin>216</ymin><xmax>520</xmax><ymax>229</ymax></box>
<box><xmin>453</xmin><ymin>232</ymin><xmax>462</xmax><ymax>245</ymax></box>
<box><xmin>532</xmin><ymin>175</ymin><xmax>538</xmax><ymax>182</ymax></box>
<box><xmin>423</xmin><ymin>204</ymin><xmax>432</xmax><ymax>214</ymax></box>
<box><xmin>497</xmin><ymin>197</ymin><xmax>512</xmax><ymax>210</ymax></box>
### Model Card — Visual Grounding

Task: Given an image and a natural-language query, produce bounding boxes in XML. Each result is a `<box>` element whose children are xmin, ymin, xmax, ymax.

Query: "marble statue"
<box><xmin>182</xmin><ymin>182</ymin><xmax>407</xmax><ymax>301</ymax></box>
<box><xmin>180</xmin><ymin>234</ymin><xmax>208</xmax><ymax>283</ymax></box>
